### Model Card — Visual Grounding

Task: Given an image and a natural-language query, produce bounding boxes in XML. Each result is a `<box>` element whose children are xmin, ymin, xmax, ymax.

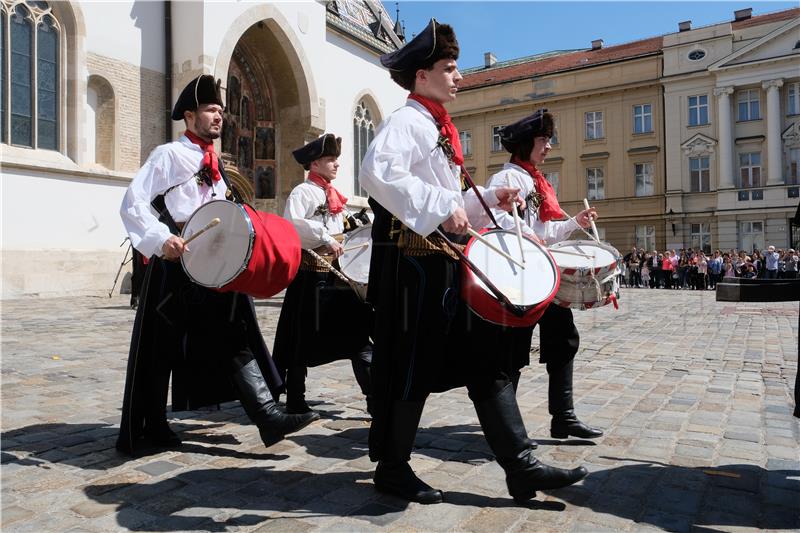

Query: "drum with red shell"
<box><xmin>460</xmin><ymin>228</ymin><xmax>560</xmax><ymax>328</ymax></box>
<box><xmin>180</xmin><ymin>200</ymin><xmax>301</xmax><ymax>298</ymax></box>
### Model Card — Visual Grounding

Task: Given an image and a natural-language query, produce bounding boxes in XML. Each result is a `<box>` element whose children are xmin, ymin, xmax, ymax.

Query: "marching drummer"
<box><xmin>272</xmin><ymin>134</ymin><xmax>373</xmax><ymax>417</ymax></box>
<box><xmin>484</xmin><ymin>109</ymin><xmax>604</xmax><ymax>443</ymax></box>
<box><xmin>359</xmin><ymin>19</ymin><xmax>587</xmax><ymax>504</ymax></box>
<box><xmin>116</xmin><ymin>74</ymin><xmax>317</xmax><ymax>455</ymax></box>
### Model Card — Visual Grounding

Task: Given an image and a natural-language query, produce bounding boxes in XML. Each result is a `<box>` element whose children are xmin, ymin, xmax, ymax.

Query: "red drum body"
<box><xmin>549</xmin><ymin>240</ymin><xmax>621</xmax><ymax>310</ymax></box>
<box><xmin>461</xmin><ymin>229</ymin><xmax>560</xmax><ymax>328</ymax></box>
<box><xmin>181</xmin><ymin>200</ymin><xmax>301</xmax><ymax>298</ymax></box>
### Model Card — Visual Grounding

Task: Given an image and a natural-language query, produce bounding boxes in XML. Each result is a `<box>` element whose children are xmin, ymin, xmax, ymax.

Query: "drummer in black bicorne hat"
<box><xmin>358</xmin><ymin>19</ymin><xmax>588</xmax><ymax>505</ymax></box>
<box><xmin>481</xmin><ymin>109</ymin><xmax>604</xmax><ymax>451</ymax></box>
<box><xmin>116</xmin><ymin>74</ymin><xmax>317</xmax><ymax>456</ymax></box>
<box><xmin>272</xmin><ymin>133</ymin><xmax>373</xmax><ymax>418</ymax></box>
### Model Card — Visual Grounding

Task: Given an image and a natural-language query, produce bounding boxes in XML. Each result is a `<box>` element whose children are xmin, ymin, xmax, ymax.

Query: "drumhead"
<box><xmin>467</xmin><ymin>230</ymin><xmax>558</xmax><ymax>306</ymax></box>
<box><xmin>181</xmin><ymin>200</ymin><xmax>254</xmax><ymax>288</ymax></box>
<box><xmin>549</xmin><ymin>240</ymin><xmax>620</xmax><ymax>273</ymax></box>
<box><xmin>339</xmin><ymin>224</ymin><xmax>372</xmax><ymax>285</ymax></box>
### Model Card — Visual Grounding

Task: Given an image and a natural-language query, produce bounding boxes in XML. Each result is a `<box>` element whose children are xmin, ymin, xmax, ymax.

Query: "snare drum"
<box><xmin>461</xmin><ymin>229</ymin><xmax>560</xmax><ymax>327</ymax></box>
<box><xmin>338</xmin><ymin>224</ymin><xmax>372</xmax><ymax>300</ymax></box>
<box><xmin>548</xmin><ymin>240</ymin><xmax>621</xmax><ymax>310</ymax></box>
<box><xmin>180</xmin><ymin>200</ymin><xmax>301</xmax><ymax>298</ymax></box>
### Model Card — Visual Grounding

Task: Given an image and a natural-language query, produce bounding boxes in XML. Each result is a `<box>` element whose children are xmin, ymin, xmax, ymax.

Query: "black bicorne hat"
<box><xmin>379</xmin><ymin>18</ymin><xmax>458</xmax><ymax>72</ymax></box>
<box><xmin>292</xmin><ymin>133</ymin><xmax>342</xmax><ymax>167</ymax></box>
<box><xmin>171</xmin><ymin>75</ymin><xmax>224</xmax><ymax>121</ymax></box>
<box><xmin>499</xmin><ymin>109</ymin><xmax>555</xmax><ymax>152</ymax></box>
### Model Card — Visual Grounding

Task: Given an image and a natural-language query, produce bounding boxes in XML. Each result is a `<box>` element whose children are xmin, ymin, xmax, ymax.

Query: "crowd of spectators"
<box><xmin>621</xmin><ymin>245</ymin><xmax>799</xmax><ymax>290</ymax></box>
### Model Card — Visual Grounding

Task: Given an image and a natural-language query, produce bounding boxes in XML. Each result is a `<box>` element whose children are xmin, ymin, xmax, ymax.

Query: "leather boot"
<box><xmin>474</xmin><ymin>383</ymin><xmax>588</xmax><ymax>502</ymax></box>
<box><xmin>548</xmin><ymin>361</ymin><xmax>603</xmax><ymax>439</ymax></box>
<box><xmin>285</xmin><ymin>366</ymin><xmax>313</xmax><ymax>415</ymax></box>
<box><xmin>373</xmin><ymin>400</ymin><xmax>442</xmax><ymax>504</ymax></box>
<box><xmin>508</xmin><ymin>369</ymin><xmax>537</xmax><ymax>450</ymax></box>
<box><xmin>230</xmin><ymin>358</ymin><xmax>319</xmax><ymax>447</ymax></box>
<box><xmin>351</xmin><ymin>345</ymin><xmax>373</xmax><ymax>416</ymax></box>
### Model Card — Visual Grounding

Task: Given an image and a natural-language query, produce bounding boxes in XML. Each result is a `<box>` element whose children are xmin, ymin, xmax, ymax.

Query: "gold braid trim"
<box><xmin>397</xmin><ymin>226</ymin><xmax>463</xmax><ymax>261</ymax></box>
<box><xmin>299</xmin><ymin>234</ymin><xmax>345</xmax><ymax>272</ymax></box>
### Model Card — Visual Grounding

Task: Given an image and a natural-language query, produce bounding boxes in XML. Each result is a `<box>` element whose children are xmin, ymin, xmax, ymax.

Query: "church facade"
<box><xmin>1</xmin><ymin>0</ymin><xmax>406</xmax><ymax>298</ymax></box>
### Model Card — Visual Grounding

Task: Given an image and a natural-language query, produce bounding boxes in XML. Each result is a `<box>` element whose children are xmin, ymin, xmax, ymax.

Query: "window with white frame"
<box><xmin>353</xmin><ymin>100</ymin><xmax>376</xmax><ymax>197</ymax></box>
<box><xmin>459</xmin><ymin>130</ymin><xmax>472</xmax><ymax>157</ymax></box>
<box><xmin>544</xmin><ymin>171</ymin><xmax>559</xmax><ymax>197</ymax></box>
<box><xmin>787</xmin><ymin>148</ymin><xmax>799</xmax><ymax>185</ymax></box>
<box><xmin>788</xmin><ymin>82</ymin><xmax>800</xmax><ymax>116</ymax></box>
<box><xmin>739</xmin><ymin>220</ymin><xmax>764</xmax><ymax>252</ymax></box>
<box><xmin>634</xmin><ymin>163</ymin><xmax>654</xmax><ymax>196</ymax></box>
<box><xmin>690</xmin><ymin>223</ymin><xmax>712</xmax><ymax>254</ymax></box>
<box><xmin>635</xmin><ymin>225</ymin><xmax>655</xmax><ymax>252</ymax></box>
<box><xmin>586</xmin><ymin>167</ymin><xmax>604</xmax><ymax>200</ymax></box>
<box><xmin>739</xmin><ymin>152</ymin><xmax>762</xmax><ymax>188</ymax></box>
<box><xmin>585</xmin><ymin>111</ymin><xmax>603</xmax><ymax>140</ymax></box>
<box><xmin>688</xmin><ymin>95</ymin><xmax>709</xmax><ymax>126</ymax></box>
<box><xmin>737</xmin><ymin>89</ymin><xmax>760</xmax><ymax>121</ymax></box>
<box><xmin>690</xmin><ymin>156</ymin><xmax>710</xmax><ymax>192</ymax></box>
<box><xmin>2</xmin><ymin>1</ymin><xmax>60</xmax><ymax>149</ymax></box>
<box><xmin>491</xmin><ymin>125</ymin><xmax>504</xmax><ymax>152</ymax></box>
<box><xmin>633</xmin><ymin>104</ymin><xmax>652</xmax><ymax>134</ymax></box>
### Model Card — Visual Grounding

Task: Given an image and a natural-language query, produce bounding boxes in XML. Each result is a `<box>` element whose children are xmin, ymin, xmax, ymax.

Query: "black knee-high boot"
<box><xmin>230</xmin><ymin>358</ymin><xmax>319</xmax><ymax>447</ymax></box>
<box><xmin>507</xmin><ymin>369</ymin><xmax>537</xmax><ymax>450</ymax></box>
<box><xmin>143</xmin><ymin>358</ymin><xmax>181</xmax><ymax>447</ymax></box>
<box><xmin>474</xmin><ymin>383</ymin><xmax>588</xmax><ymax>502</ymax></box>
<box><xmin>548</xmin><ymin>361</ymin><xmax>603</xmax><ymax>439</ymax></box>
<box><xmin>373</xmin><ymin>400</ymin><xmax>442</xmax><ymax>504</ymax></box>
<box><xmin>351</xmin><ymin>344</ymin><xmax>373</xmax><ymax>415</ymax></box>
<box><xmin>285</xmin><ymin>366</ymin><xmax>312</xmax><ymax>414</ymax></box>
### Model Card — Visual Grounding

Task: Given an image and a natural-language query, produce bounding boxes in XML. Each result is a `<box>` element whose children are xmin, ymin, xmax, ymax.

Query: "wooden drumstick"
<box><xmin>184</xmin><ymin>217</ymin><xmax>221</xmax><ymax>246</ymax></box>
<box><xmin>342</xmin><ymin>242</ymin><xmax>369</xmax><ymax>253</ymax></box>
<box><xmin>511</xmin><ymin>205</ymin><xmax>526</xmax><ymax>263</ymax></box>
<box><xmin>466</xmin><ymin>228</ymin><xmax>525</xmax><ymax>269</ymax></box>
<box><xmin>582</xmin><ymin>199</ymin><xmax>600</xmax><ymax>242</ymax></box>
<box><xmin>549</xmin><ymin>248</ymin><xmax>595</xmax><ymax>259</ymax></box>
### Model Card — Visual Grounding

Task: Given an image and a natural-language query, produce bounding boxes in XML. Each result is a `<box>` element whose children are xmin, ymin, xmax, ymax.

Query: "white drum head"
<box><xmin>180</xmin><ymin>200</ymin><xmax>254</xmax><ymax>288</ymax></box>
<box><xmin>549</xmin><ymin>240</ymin><xmax>619</xmax><ymax>272</ymax></box>
<box><xmin>339</xmin><ymin>224</ymin><xmax>372</xmax><ymax>285</ymax></box>
<box><xmin>468</xmin><ymin>231</ymin><xmax>558</xmax><ymax>306</ymax></box>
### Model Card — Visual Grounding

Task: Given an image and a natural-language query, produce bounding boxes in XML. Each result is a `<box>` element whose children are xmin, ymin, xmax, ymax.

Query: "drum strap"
<box><xmin>150</xmin><ymin>160</ymin><xmax>241</xmax><ymax>237</ymax></box>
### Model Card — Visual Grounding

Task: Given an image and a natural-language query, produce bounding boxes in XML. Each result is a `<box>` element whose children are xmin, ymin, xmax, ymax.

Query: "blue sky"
<box><xmin>381</xmin><ymin>2</ymin><xmax>798</xmax><ymax>69</ymax></box>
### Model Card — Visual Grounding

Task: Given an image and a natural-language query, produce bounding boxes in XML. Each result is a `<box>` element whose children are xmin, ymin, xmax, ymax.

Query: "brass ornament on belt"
<box><xmin>526</xmin><ymin>190</ymin><xmax>544</xmax><ymax>211</ymax></box>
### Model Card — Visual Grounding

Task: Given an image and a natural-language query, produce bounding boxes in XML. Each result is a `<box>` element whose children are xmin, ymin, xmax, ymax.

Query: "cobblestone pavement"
<box><xmin>2</xmin><ymin>288</ymin><xmax>799</xmax><ymax>532</ymax></box>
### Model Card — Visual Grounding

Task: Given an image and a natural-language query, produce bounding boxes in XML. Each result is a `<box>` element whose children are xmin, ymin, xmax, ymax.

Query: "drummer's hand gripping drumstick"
<box><xmin>183</xmin><ymin>217</ymin><xmax>221</xmax><ymax>246</ymax></box>
<box><xmin>582</xmin><ymin>199</ymin><xmax>600</xmax><ymax>243</ymax></box>
<box><xmin>466</xmin><ymin>228</ymin><xmax>525</xmax><ymax>269</ymax></box>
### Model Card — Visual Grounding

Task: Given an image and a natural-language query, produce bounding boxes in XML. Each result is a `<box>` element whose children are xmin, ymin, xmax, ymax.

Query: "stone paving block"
<box><xmin>134</xmin><ymin>460</ymin><xmax>182</xmax><ymax>477</ymax></box>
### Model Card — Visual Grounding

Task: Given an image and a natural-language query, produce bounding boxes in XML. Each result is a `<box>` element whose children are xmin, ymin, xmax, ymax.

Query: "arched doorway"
<box><xmin>217</xmin><ymin>10</ymin><xmax>320</xmax><ymax>214</ymax></box>
<box><xmin>222</xmin><ymin>43</ymin><xmax>276</xmax><ymax>212</ymax></box>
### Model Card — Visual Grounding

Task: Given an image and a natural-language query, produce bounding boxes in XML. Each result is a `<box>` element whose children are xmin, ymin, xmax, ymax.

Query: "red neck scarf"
<box><xmin>511</xmin><ymin>156</ymin><xmax>563</xmax><ymax>222</ymax></box>
<box><xmin>408</xmin><ymin>93</ymin><xmax>463</xmax><ymax>167</ymax></box>
<box><xmin>185</xmin><ymin>130</ymin><xmax>221</xmax><ymax>183</ymax></box>
<box><xmin>308</xmin><ymin>171</ymin><xmax>347</xmax><ymax>215</ymax></box>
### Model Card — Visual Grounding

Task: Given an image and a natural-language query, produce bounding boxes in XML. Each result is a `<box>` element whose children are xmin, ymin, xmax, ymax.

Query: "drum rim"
<box><xmin>463</xmin><ymin>227</ymin><xmax>560</xmax><ymax>309</ymax></box>
<box><xmin>550</xmin><ymin>239</ymin><xmax>622</xmax><ymax>278</ymax></box>
<box><xmin>180</xmin><ymin>199</ymin><xmax>256</xmax><ymax>288</ymax></box>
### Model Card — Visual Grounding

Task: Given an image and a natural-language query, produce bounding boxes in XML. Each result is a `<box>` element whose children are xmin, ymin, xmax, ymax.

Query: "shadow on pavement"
<box><xmin>0</xmin><ymin>422</ymin><xmax>289</xmax><ymax>470</ymax></box>
<box><xmin>551</xmin><ymin>458</ymin><xmax>800</xmax><ymax>531</ymax></box>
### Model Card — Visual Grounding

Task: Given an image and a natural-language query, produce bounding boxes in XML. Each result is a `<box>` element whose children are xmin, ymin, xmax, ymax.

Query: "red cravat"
<box><xmin>307</xmin><ymin>171</ymin><xmax>347</xmax><ymax>215</ymax></box>
<box><xmin>511</xmin><ymin>156</ymin><xmax>563</xmax><ymax>222</ymax></box>
<box><xmin>184</xmin><ymin>130</ymin><xmax>221</xmax><ymax>182</ymax></box>
<box><xmin>408</xmin><ymin>93</ymin><xmax>464</xmax><ymax>167</ymax></box>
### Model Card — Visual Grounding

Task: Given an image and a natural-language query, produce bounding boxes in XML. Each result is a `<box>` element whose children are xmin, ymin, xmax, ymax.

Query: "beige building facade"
<box><xmin>663</xmin><ymin>8</ymin><xmax>800</xmax><ymax>253</ymax></box>
<box><xmin>452</xmin><ymin>7</ymin><xmax>800</xmax><ymax>257</ymax></box>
